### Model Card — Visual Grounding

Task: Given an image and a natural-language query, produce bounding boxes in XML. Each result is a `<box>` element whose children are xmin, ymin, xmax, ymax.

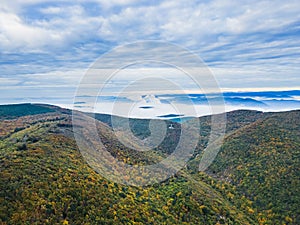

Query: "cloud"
<box><xmin>0</xmin><ymin>78</ymin><xmax>21</xmax><ymax>86</ymax></box>
<box><xmin>39</xmin><ymin>6</ymin><xmax>62</xmax><ymax>14</ymax></box>
<box><xmin>0</xmin><ymin>11</ymin><xmax>57</xmax><ymax>51</ymax></box>
<box><xmin>1</xmin><ymin>0</ymin><xmax>299</xmax><ymax>56</ymax></box>
<box><xmin>0</xmin><ymin>0</ymin><xmax>299</xmax><ymax>104</ymax></box>
<box><xmin>0</xmin><ymin>2</ymin><xmax>106</xmax><ymax>53</ymax></box>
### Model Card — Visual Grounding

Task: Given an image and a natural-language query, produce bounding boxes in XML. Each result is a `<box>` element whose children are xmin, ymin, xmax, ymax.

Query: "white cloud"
<box><xmin>0</xmin><ymin>3</ymin><xmax>103</xmax><ymax>52</ymax></box>
<box><xmin>39</xmin><ymin>6</ymin><xmax>62</xmax><ymax>14</ymax></box>
<box><xmin>1</xmin><ymin>0</ymin><xmax>299</xmax><ymax>52</ymax></box>
<box><xmin>0</xmin><ymin>11</ymin><xmax>57</xmax><ymax>51</ymax></box>
<box><xmin>0</xmin><ymin>0</ymin><xmax>299</xmax><ymax>100</ymax></box>
<box><xmin>0</xmin><ymin>78</ymin><xmax>21</xmax><ymax>86</ymax></box>
<box><xmin>94</xmin><ymin>0</ymin><xmax>142</xmax><ymax>8</ymax></box>
<box><xmin>19</xmin><ymin>69</ymin><xmax>84</xmax><ymax>87</ymax></box>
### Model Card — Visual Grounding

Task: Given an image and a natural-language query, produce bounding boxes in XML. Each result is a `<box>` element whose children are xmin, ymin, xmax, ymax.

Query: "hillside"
<box><xmin>207</xmin><ymin>110</ymin><xmax>300</xmax><ymax>224</ymax></box>
<box><xmin>0</xmin><ymin>104</ymin><xmax>299</xmax><ymax>224</ymax></box>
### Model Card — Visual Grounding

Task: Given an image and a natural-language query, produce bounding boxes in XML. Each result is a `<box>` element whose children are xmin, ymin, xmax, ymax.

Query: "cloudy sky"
<box><xmin>0</xmin><ymin>0</ymin><xmax>300</xmax><ymax>104</ymax></box>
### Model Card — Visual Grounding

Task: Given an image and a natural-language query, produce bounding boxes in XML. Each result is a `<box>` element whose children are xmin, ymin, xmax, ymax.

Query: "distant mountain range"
<box><xmin>71</xmin><ymin>90</ymin><xmax>300</xmax><ymax>119</ymax></box>
<box><xmin>1</xmin><ymin>90</ymin><xmax>299</xmax><ymax>120</ymax></box>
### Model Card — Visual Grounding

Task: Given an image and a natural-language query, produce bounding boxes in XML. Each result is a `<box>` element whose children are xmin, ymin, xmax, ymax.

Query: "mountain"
<box><xmin>0</xmin><ymin>103</ymin><xmax>55</xmax><ymax>119</ymax></box>
<box><xmin>0</xmin><ymin>103</ymin><xmax>299</xmax><ymax>224</ymax></box>
<box><xmin>206</xmin><ymin>110</ymin><xmax>300</xmax><ymax>224</ymax></box>
<box><xmin>71</xmin><ymin>90</ymin><xmax>300</xmax><ymax>119</ymax></box>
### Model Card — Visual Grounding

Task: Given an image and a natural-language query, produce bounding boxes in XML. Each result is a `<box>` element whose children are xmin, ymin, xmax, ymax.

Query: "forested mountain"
<box><xmin>207</xmin><ymin>110</ymin><xmax>300</xmax><ymax>224</ymax></box>
<box><xmin>0</xmin><ymin>104</ymin><xmax>298</xmax><ymax>224</ymax></box>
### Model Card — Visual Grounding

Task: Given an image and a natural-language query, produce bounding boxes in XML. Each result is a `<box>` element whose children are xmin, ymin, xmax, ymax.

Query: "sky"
<box><xmin>0</xmin><ymin>0</ymin><xmax>300</xmax><ymax>105</ymax></box>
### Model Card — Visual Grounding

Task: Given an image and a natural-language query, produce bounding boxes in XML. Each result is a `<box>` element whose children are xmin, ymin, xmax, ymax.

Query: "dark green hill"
<box><xmin>0</xmin><ymin>103</ymin><xmax>56</xmax><ymax>119</ymax></box>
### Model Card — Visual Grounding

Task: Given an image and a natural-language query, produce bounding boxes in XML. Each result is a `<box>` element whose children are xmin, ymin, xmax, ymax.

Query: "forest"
<box><xmin>0</xmin><ymin>104</ymin><xmax>299</xmax><ymax>224</ymax></box>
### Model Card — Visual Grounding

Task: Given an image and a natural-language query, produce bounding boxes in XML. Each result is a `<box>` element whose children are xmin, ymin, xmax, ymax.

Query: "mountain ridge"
<box><xmin>0</xmin><ymin>103</ymin><xmax>299</xmax><ymax>224</ymax></box>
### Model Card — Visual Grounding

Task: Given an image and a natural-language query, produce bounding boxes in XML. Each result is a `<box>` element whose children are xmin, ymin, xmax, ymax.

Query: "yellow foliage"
<box><xmin>176</xmin><ymin>191</ymin><xmax>182</xmax><ymax>197</ymax></box>
<box><xmin>247</xmin><ymin>207</ymin><xmax>254</xmax><ymax>214</ymax></box>
<box><xmin>227</xmin><ymin>192</ymin><xmax>234</xmax><ymax>199</ymax></box>
<box><xmin>285</xmin><ymin>216</ymin><xmax>293</xmax><ymax>223</ymax></box>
